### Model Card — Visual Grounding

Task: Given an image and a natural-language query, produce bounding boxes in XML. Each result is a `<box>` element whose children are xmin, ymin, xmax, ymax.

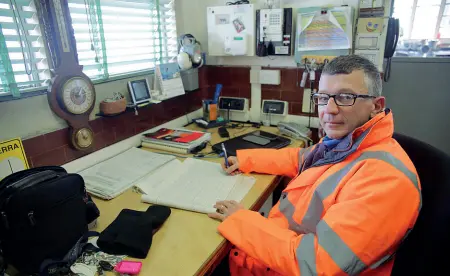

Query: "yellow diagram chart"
<box><xmin>297</xmin><ymin>7</ymin><xmax>353</xmax><ymax>51</ymax></box>
<box><xmin>0</xmin><ymin>138</ymin><xmax>29</xmax><ymax>180</ymax></box>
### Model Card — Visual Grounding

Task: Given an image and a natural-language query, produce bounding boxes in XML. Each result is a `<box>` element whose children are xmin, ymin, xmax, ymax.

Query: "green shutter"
<box><xmin>0</xmin><ymin>0</ymin><xmax>50</xmax><ymax>97</ymax></box>
<box><xmin>0</xmin><ymin>22</ymin><xmax>19</xmax><ymax>97</ymax></box>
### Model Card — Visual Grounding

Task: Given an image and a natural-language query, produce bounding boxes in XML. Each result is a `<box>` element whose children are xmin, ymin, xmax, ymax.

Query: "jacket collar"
<box><xmin>313</xmin><ymin>109</ymin><xmax>394</xmax><ymax>167</ymax></box>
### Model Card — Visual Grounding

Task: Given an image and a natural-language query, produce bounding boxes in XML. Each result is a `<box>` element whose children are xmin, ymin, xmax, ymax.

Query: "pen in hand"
<box><xmin>221</xmin><ymin>143</ymin><xmax>229</xmax><ymax>168</ymax></box>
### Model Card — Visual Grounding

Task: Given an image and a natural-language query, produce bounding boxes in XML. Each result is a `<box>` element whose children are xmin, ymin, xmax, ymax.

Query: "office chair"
<box><xmin>391</xmin><ymin>133</ymin><xmax>450</xmax><ymax>275</ymax></box>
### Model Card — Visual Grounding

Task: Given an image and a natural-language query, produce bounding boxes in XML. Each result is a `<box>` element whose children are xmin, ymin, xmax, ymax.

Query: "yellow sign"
<box><xmin>0</xmin><ymin>138</ymin><xmax>29</xmax><ymax>180</ymax></box>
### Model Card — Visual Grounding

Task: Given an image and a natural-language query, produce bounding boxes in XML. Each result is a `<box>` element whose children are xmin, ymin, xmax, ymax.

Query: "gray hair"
<box><xmin>322</xmin><ymin>55</ymin><xmax>382</xmax><ymax>97</ymax></box>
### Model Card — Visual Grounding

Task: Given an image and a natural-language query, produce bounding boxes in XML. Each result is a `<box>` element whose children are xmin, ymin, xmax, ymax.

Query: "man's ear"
<box><xmin>371</xmin><ymin>96</ymin><xmax>385</xmax><ymax>118</ymax></box>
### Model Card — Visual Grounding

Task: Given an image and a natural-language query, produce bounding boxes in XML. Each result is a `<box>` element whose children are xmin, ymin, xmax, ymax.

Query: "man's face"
<box><xmin>318</xmin><ymin>70</ymin><xmax>385</xmax><ymax>139</ymax></box>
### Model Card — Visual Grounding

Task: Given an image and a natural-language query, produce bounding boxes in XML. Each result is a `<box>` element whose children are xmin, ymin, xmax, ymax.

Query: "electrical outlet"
<box><xmin>261</xmin><ymin>100</ymin><xmax>288</xmax><ymax>116</ymax></box>
<box><xmin>218</xmin><ymin>97</ymin><xmax>248</xmax><ymax>112</ymax></box>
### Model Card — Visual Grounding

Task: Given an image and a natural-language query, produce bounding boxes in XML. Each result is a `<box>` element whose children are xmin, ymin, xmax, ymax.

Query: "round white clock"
<box><xmin>61</xmin><ymin>77</ymin><xmax>95</xmax><ymax>115</ymax></box>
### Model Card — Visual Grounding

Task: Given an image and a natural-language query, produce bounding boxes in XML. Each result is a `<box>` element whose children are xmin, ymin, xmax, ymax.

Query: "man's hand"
<box><xmin>208</xmin><ymin>200</ymin><xmax>244</xmax><ymax>221</ymax></box>
<box><xmin>222</xmin><ymin>156</ymin><xmax>240</xmax><ymax>175</ymax></box>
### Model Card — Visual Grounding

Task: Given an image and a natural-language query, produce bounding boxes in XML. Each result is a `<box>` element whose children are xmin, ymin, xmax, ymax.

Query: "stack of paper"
<box><xmin>79</xmin><ymin>148</ymin><xmax>175</xmax><ymax>199</ymax></box>
<box><xmin>137</xmin><ymin>158</ymin><xmax>256</xmax><ymax>214</ymax></box>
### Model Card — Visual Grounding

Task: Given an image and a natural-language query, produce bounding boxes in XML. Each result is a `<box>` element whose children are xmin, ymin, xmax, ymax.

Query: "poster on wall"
<box><xmin>0</xmin><ymin>138</ymin><xmax>29</xmax><ymax>180</ymax></box>
<box><xmin>297</xmin><ymin>11</ymin><xmax>351</xmax><ymax>51</ymax></box>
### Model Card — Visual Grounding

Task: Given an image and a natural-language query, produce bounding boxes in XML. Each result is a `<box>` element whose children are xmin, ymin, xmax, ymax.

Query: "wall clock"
<box><xmin>40</xmin><ymin>0</ymin><xmax>96</xmax><ymax>151</ymax></box>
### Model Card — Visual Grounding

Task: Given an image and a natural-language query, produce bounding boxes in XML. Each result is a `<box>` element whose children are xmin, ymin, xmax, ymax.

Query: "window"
<box><xmin>394</xmin><ymin>0</ymin><xmax>450</xmax><ymax>57</ymax></box>
<box><xmin>0</xmin><ymin>0</ymin><xmax>50</xmax><ymax>97</ymax></box>
<box><xmin>68</xmin><ymin>0</ymin><xmax>178</xmax><ymax>80</ymax></box>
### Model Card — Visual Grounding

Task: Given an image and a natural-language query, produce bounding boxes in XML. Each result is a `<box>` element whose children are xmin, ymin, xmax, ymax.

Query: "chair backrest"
<box><xmin>392</xmin><ymin>133</ymin><xmax>450</xmax><ymax>275</ymax></box>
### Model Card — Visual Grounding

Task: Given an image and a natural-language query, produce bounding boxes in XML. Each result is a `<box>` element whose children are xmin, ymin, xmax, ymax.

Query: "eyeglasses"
<box><xmin>312</xmin><ymin>93</ymin><xmax>376</xmax><ymax>107</ymax></box>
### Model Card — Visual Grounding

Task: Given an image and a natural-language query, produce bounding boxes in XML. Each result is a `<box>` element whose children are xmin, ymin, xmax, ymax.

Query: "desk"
<box><xmin>93</xmin><ymin>125</ymin><xmax>304</xmax><ymax>275</ymax></box>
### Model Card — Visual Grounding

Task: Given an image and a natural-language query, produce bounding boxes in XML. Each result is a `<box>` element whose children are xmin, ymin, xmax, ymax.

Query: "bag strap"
<box><xmin>0</xmin><ymin>166</ymin><xmax>66</xmax><ymax>188</ymax></box>
<box><xmin>39</xmin><ymin>231</ymin><xmax>99</xmax><ymax>276</ymax></box>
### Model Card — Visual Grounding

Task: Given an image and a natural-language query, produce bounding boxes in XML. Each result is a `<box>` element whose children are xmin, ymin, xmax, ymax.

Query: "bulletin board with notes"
<box><xmin>207</xmin><ymin>4</ymin><xmax>256</xmax><ymax>56</ymax></box>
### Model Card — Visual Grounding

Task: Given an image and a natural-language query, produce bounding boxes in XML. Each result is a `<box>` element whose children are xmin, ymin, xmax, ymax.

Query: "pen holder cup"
<box><xmin>202</xmin><ymin>101</ymin><xmax>218</xmax><ymax>122</ymax></box>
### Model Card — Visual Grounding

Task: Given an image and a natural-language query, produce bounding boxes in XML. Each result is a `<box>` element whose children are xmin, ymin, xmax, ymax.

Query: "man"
<box><xmin>208</xmin><ymin>55</ymin><xmax>421</xmax><ymax>275</ymax></box>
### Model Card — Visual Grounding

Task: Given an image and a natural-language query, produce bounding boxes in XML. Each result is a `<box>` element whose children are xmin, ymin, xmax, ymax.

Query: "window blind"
<box><xmin>0</xmin><ymin>0</ymin><xmax>50</xmax><ymax>97</ymax></box>
<box><xmin>68</xmin><ymin>0</ymin><xmax>178</xmax><ymax>80</ymax></box>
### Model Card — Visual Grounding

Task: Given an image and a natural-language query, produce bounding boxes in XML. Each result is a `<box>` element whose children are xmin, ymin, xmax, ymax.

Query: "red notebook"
<box><xmin>143</xmin><ymin>128</ymin><xmax>206</xmax><ymax>144</ymax></box>
<box><xmin>174</xmin><ymin>132</ymin><xmax>204</xmax><ymax>143</ymax></box>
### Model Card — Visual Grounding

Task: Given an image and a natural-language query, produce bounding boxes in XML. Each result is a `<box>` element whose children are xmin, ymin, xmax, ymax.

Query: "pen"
<box><xmin>221</xmin><ymin>143</ymin><xmax>229</xmax><ymax>168</ymax></box>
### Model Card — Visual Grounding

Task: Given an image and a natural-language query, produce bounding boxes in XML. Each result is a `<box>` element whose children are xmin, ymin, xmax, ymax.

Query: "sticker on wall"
<box><xmin>275</xmin><ymin>46</ymin><xmax>289</xmax><ymax>55</ymax></box>
<box><xmin>233</xmin><ymin>18</ymin><xmax>246</xmax><ymax>33</ymax></box>
<box><xmin>0</xmin><ymin>138</ymin><xmax>29</xmax><ymax>180</ymax></box>
<box><xmin>215</xmin><ymin>14</ymin><xmax>230</xmax><ymax>25</ymax></box>
<box><xmin>357</xmin><ymin>18</ymin><xmax>383</xmax><ymax>34</ymax></box>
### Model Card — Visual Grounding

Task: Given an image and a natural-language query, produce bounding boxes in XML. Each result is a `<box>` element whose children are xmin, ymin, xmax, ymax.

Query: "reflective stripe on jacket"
<box><xmin>218</xmin><ymin>110</ymin><xmax>421</xmax><ymax>276</ymax></box>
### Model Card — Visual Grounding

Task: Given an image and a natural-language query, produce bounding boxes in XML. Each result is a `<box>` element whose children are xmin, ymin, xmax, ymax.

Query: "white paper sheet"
<box><xmin>80</xmin><ymin>148</ymin><xmax>175</xmax><ymax>199</ymax></box>
<box><xmin>139</xmin><ymin>158</ymin><xmax>256</xmax><ymax>213</ymax></box>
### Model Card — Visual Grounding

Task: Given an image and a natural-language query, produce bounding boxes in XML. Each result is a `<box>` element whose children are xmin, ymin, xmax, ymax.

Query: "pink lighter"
<box><xmin>114</xmin><ymin>261</ymin><xmax>142</xmax><ymax>275</ymax></box>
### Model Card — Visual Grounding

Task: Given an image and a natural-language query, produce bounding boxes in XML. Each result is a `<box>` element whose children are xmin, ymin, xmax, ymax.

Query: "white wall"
<box><xmin>176</xmin><ymin>0</ymin><xmax>360</xmax><ymax>67</ymax></box>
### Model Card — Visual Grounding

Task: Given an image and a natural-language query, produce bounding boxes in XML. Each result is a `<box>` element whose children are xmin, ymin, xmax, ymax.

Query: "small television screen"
<box><xmin>128</xmin><ymin>79</ymin><xmax>151</xmax><ymax>105</ymax></box>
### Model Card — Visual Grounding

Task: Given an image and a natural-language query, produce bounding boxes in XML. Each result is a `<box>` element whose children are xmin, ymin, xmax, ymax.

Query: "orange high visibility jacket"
<box><xmin>218</xmin><ymin>110</ymin><xmax>421</xmax><ymax>276</ymax></box>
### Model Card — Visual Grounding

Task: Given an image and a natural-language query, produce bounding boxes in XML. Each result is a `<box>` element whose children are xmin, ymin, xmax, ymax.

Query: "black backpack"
<box><xmin>0</xmin><ymin>166</ymin><xmax>100</xmax><ymax>274</ymax></box>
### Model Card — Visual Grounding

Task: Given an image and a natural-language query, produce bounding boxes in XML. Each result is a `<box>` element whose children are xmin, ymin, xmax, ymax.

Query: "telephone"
<box><xmin>256</xmin><ymin>8</ymin><xmax>293</xmax><ymax>56</ymax></box>
<box><xmin>277</xmin><ymin>122</ymin><xmax>312</xmax><ymax>141</ymax></box>
<box><xmin>383</xmin><ymin>18</ymin><xmax>399</xmax><ymax>82</ymax></box>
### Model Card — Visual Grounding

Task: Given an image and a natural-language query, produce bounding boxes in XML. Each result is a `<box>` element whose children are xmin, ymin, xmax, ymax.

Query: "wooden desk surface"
<box><xmin>93</xmin><ymin>124</ymin><xmax>304</xmax><ymax>276</ymax></box>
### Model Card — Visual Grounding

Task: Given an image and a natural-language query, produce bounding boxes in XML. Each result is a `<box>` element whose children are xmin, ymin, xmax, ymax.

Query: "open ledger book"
<box><xmin>136</xmin><ymin>158</ymin><xmax>256</xmax><ymax>214</ymax></box>
<box><xmin>79</xmin><ymin>148</ymin><xmax>175</xmax><ymax>199</ymax></box>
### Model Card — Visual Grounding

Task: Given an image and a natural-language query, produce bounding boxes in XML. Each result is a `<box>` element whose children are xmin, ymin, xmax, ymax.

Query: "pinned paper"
<box><xmin>232</xmin><ymin>17</ymin><xmax>245</xmax><ymax>33</ymax></box>
<box><xmin>224</xmin><ymin>36</ymin><xmax>247</xmax><ymax>55</ymax></box>
<box><xmin>216</xmin><ymin>14</ymin><xmax>230</xmax><ymax>25</ymax></box>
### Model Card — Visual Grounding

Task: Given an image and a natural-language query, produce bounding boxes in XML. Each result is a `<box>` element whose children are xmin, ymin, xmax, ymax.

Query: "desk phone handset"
<box><xmin>277</xmin><ymin>122</ymin><xmax>311</xmax><ymax>140</ymax></box>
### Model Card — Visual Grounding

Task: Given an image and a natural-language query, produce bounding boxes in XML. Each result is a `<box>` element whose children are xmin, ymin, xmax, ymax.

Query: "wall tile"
<box><xmin>23</xmin><ymin>135</ymin><xmax>47</xmax><ymax>158</ymax></box>
<box><xmin>261</xmin><ymin>83</ymin><xmax>281</xmax><ymax>90</ymax></box>
<box><xmin>281</xmin><ymin>69</ymin><xmax>300</xmax><ymax>92</ymax></box>
<box><xmin>102</xmin><ymin>116</ymin><xmax>123</xmax><ymax>133</ymax></box>
<box><xmin>27</xmin><ymin>157</ymin><xmax>33</xmax><ymax>168</ymax></box>
<box><xmin>221</xmin><ymin>87</ymin><xmax>240</xmax><ymax>98</ymax></box>
<box><xmin>208</xmin><ymin>66</ymin><xmax>232</xmax><ymax>87</ymax></box>
<box><xmin>90</xmin><ymin>118</ymin><xmax>104</xmax><ymax>134</ymax></box>
<box><xmin>115</xmin><ymin>123</ymin><xmax>136</xmax><ymax>142</ymax></box>
<box><xmin>198</xmin><ymin>66</ymin><xmax>209</xmax><ymax>88</ymax></box>
<box><xmin>239</xmin><ymin>84</ymin><xmax>251</xmax><ymax>98</ymax></box>
<box><xmin>261</xmin><ymin>89</ymin><xmax>281</xmax><ymax>100</ymax></box>
<box><xmin>217</xmin><ymin>67</ymin><xmax>232</xmax><ymax>86</ymax></box>
<box><xmin>281</xmin><ymin>90</ymin><xmax>303</xmax><ymax>103</ymax></box>
<box><xmin>32</xmin><ymin>147</ymin><xmax>66</xmax><ymax>167</ymax></box>
<box><xmin>290</xmin><ymin>102</ymin><xmax>303</xmax><ymax>115</ymax></box>
<box><xmin>64</xmin><ymin>145</ymin><xmax>93</xmax><ymax>163</ymax></box>
<box><xmin>94</xmin><ymin>130</ymin><xmax>116</xmax><ymax>151</ymax></box>
<box><xmin>44</xmin><ymin>128</ymin><xmax>70</xmax><ymax>151</ymax></box>
<box><xmin>231</xmin><ymin>67</ymin><xmax>250</xmax><ymax>87</ymax></box>
<box><xmin>135</xmin><ymin>119</ymin><xmax>154</xmax><ymax>134</ymax></box>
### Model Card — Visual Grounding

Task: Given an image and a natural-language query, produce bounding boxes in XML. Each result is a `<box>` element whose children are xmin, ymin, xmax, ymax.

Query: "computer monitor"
<box><xmin>128</xmin><ymin>79</ymin><xmax>151</xmax><ymax>105</ymax></box>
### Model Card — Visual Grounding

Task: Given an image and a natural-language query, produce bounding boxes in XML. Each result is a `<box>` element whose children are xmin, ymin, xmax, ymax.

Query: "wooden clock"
<box><xmin>40</xmin><ymin>0</ymin><xmax>96</xmax><ymax>151</ymax></box>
